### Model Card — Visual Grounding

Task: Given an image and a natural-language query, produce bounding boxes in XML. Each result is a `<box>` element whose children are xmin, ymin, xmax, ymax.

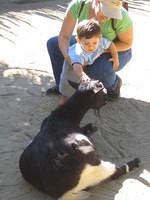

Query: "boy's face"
<box><xmin>78</xmin><ymin>35</ymin><xmax>101</xmax><ymax>53</ymax></box>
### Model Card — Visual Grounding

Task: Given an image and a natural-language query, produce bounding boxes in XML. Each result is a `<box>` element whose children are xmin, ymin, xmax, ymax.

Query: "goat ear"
<box><xmin>68</xmin><ymin>80</ymin><xmax>78</xmax><ymax>89</ymax></box>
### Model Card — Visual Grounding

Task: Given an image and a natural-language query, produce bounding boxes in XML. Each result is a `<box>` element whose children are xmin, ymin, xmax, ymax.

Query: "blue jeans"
<box><xmin>47</xmin><ymin>36</ymin><xmax>132</xmax><ymax>90</ymax></box>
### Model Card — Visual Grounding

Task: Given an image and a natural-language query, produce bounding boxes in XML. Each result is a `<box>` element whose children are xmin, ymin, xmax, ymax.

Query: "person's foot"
<box><xmin>46</xmin><ymin>85</ymin><xmax>60</xmax><ymax>95</ymax></box>
<box><xmin>107</xmin><ymin>75</ymin><xmax>122</xmax><ymax>100</ymax></box>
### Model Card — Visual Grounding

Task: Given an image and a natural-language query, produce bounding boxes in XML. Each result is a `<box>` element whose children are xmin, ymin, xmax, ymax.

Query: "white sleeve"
<box><xmin>69</xmin><ymin>44</ymin><xmax>84</xmax><ymax>65</ymax></box>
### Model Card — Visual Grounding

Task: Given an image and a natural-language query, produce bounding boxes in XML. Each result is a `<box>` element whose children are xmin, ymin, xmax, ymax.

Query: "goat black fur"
<box><xmin>19</xmin><ymin>79</ymin><xmax>140</xmax><ymax>200</ymax></box>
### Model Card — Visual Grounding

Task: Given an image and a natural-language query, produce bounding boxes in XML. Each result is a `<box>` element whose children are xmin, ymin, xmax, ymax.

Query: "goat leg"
<box><xmin>111</xmin><ymin>157</ymin><xmax>140</xmax><ymax>180</ymax></box>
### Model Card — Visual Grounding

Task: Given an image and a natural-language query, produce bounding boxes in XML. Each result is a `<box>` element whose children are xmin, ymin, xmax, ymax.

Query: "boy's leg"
<box><xmin>59</xmin><ymin>60</ymin><xmax>77</xmax><ymax>97</ymax></box>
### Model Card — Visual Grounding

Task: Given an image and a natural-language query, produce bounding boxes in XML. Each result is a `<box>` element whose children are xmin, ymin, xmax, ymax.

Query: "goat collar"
<box><xmin>93</xmin><ymin>85</ymin><xmax>104</xmax><ymax>93</ymax></box>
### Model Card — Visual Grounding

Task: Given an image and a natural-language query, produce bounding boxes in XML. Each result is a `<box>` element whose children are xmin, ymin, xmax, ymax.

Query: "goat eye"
<box><xmin>96</xmin><ymin>82</ymin><xmax>102</xmax><ymax>88</ymax></box>
<box><xmin>96</xmin><ymin>81</ymin><xmax>104</xmax><ymax>89</ymax></box>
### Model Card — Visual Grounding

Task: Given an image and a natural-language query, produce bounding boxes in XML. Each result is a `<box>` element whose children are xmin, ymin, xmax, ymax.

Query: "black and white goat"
<box><xmin>19</xmin><ymin>80</ymin><xmax>140</xmax><ymax>200</ymax></box>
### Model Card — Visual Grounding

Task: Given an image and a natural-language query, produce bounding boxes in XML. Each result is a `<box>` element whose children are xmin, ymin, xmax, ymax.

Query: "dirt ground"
<box><xmin>0</xmin><ymin>0</ymin><xmax>150</xmax><ymax>200</ymax></box>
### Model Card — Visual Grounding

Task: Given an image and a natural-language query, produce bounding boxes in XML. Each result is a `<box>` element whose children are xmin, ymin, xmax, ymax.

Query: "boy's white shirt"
<box><xmin>59</xmin><ymin>37</ymin><xmax>111</xmax><ymax>97</ymax></box>
<box><xmin>69</xmin><ymin>37</ymin><xmax>111</xmax><ymax>66</ymax></box>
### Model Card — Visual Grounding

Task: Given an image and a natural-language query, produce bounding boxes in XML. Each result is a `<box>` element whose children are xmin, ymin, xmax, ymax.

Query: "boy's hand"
<box><xmin>109</xmin><ymin>57</ymin><xmax>119</xmax><ymax>71</ymax></box>
<box><xmin>73</xmin><ymin>63</ymin><xmax>91</xmax><ymax>82</ymax></box>
<box><xmin>80</xmin><ymin>72</ymin><xmax>91</xmax><ymax>82</ymax></box>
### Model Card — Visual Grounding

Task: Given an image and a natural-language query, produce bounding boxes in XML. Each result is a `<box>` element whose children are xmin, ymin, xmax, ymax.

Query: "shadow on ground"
<box><xmin>1</xmin><ymin>0</ymin><xmax>150</xmax><ymax>44</ymax></box>
<box><xmin>0</xmin><ymin>64</ymin><xmax>150</xmax><ymax>200</ymax></box>
<box><xmin>0</xmin><ymin>0</ymin><xmax>69</xmax><ymax>42</ymax></box>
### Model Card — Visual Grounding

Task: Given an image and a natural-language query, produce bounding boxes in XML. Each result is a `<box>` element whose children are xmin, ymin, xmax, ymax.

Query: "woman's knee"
<box><xmin>47</xmin><ymin>36</ymin><xmax>59</xmax><ymax>53</ymax></box>
<box><xmin>95</xmin><ymin>54</ymin><xmax>114</xmax><ymax>79</ymax></box>
<box><xmin>86</xmin><ymin>55</ymin><xmax>116</xmax><ymax>89</ymax></box>
<box><xmin>117</xmin><ymin>49</ymin><xmax>132</xmax><ymax>71</ymax></box>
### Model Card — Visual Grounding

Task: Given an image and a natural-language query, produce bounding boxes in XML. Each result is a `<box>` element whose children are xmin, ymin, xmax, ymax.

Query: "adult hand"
<box><xmin>109</xmin><ymin>57</ymin><xmax>119</xmax><ymax>71</ymax></box>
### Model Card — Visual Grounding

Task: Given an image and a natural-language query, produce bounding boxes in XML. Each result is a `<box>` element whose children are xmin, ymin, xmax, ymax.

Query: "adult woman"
<box><xmin>47</xmin><ymin>0</ymin><xmax>133</xmax><ymax>99</ymax></box>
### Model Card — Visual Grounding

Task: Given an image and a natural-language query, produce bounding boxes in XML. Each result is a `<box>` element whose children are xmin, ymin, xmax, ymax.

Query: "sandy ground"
<box><xmin>0</xmin><ymin>0</ymin><xmax>150</xmax><ymax>200</ymax></box>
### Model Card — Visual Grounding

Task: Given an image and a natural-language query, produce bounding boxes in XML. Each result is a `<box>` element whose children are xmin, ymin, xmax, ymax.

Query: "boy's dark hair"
<box><xmin>77</xmin><ymin>19</ymin><xmax>101</xmax><ymax>39</ymax></box>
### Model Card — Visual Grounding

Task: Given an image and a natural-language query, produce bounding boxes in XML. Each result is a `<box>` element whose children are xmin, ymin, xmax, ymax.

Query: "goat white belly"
<box><xmin>59</xmin><ymin>161</ymin><xmax>116</xmax><ymax>200</ymax></box>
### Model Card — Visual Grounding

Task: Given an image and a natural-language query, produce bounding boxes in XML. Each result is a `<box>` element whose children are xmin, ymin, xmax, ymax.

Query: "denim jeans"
<box><xmin>47</xmin><ymin>35</ymin><xmax>132</xmax><ymax>90</ymax></box>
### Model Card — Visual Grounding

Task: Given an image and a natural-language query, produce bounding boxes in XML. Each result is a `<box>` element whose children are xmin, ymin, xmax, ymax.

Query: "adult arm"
<box><xmin>108</xmin><ymin>42</ymin><xmax>119</xmax><ymax>71</ymax></box>
<box><xmin>58</xmin><ymin>11</ymin><xmax>76</xmax><ymax>64</ymax></box>
<box><xmin>115</xmin><ymin>25</ymin><xmax>133</xmax><ymax>52</ymax></box>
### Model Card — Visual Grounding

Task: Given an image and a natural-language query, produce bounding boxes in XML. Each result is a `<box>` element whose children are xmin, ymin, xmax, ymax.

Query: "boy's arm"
<box><xmin>72</xmin><ymin>63</ymin><xmax>90</xmax><ymax>81</ymax></box>
<box><xmin>108</xmin><ymin>42</ymin><xmax>119</xmax><ymax>71</ymax></box>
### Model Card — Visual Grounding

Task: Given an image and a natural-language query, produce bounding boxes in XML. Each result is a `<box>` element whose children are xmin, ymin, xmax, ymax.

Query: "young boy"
<box><xmin>59</xmin><ymin>19</ymin><xmax>119</xmax><ymax>105</ymax></box>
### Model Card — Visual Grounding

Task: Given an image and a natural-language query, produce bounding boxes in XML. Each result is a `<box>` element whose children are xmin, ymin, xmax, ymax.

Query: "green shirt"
<box><xmin>69</xmin><ymin>0</ymin><xmax>132</xmax><ymax>41</ymax></box>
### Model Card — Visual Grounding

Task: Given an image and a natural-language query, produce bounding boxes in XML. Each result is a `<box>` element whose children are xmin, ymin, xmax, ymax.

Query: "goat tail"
<box><xmin>111</xmin><ymin>157</ymin><xmax>140</xmax><ymax>180</ymax></box>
